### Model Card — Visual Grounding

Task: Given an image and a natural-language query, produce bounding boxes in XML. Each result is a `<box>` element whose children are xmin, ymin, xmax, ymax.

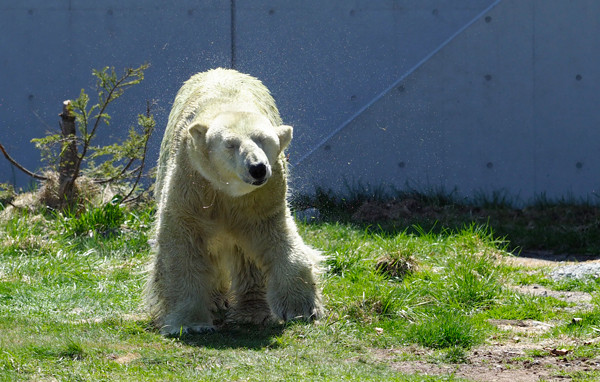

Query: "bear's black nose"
<box><xmin>249</xmin><ymin>163</ymin><xmax>267</xmax><ymax>180</ymax></box>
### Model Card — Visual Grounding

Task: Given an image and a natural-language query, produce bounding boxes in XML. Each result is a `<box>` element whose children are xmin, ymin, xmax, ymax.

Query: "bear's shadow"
<box><xmin>176</xmin><ymin>324</ymin><xmax>286</xmax><ymax>350</ymax></box>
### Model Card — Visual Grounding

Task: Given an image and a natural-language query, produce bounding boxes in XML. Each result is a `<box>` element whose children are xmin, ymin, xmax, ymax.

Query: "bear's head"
<box><xmin>187</xmin><ymin>111</ymin><xmax>292</xmax><ymax>197</ymax></box>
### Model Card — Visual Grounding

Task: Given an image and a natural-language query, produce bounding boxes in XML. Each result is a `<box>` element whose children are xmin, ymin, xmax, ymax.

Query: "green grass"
<box><xmin>0</xmin><ymin>199</ymin><xmax>599</xmax><ymax>381</ymax></box>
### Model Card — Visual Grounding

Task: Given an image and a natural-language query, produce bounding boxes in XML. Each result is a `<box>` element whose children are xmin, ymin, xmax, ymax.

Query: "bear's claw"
<box><xmin>161</xmin><ymin>324</ymin><xmax>217</xmax><ymax>337</ymax></box>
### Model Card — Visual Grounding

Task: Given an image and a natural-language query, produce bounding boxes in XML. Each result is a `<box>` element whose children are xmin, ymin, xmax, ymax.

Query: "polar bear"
<box><xmin>146</xmin><ymin>68</ymin><xmax>324</xmax><ymax>335</ymax></box>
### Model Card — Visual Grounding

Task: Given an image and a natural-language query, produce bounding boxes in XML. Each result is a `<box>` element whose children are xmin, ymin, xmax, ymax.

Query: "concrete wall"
<box><xmin>294</xmin><ymin>0</ymin><xmax>600</xmax><ymax>203</ymax></box>
<box><xmin>1</xmin><ymin>0</ymin><xmax>598</xmax><ymax>203</ymax></box>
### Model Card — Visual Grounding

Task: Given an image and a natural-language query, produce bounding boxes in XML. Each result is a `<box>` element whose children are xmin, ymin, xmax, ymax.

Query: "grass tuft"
<box><xmin>440</xmin><ymin>346</ymin><xmax>469</xmax><ymax>364</ymax></box>
<box><xmin>60</xmin><ymin>197</ymin><xmax>127</xmax><ymax>238</ymax></box>
<box><xmin>554</xmin><ymin>310</ymin><xmax>600</xmax><ymax>337</ymax></box>
<box><xmin>406</xmin><ymin>312</ymin><xmax>482</xmax><ymax>350</ymax></box>
<box><xmin>375</xmin><ymin>251</ymin><xmax>417</xmax><ymax>281</ymax></box>
<box><xmin>60</xmin><ymin>339</ymin><xmax>86</xmax><ymax>360</ymax></box>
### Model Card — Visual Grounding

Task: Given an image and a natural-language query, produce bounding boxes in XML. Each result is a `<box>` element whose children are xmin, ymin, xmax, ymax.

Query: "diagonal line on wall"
<box><xmin>231</xmin><ymin>0</ymin><xmax>237</xmax><ymax>69</ymax></box>
<box><xmin>294</xmin><ymin>0</ymin><xmax>503</xmax><ymax>166</ymax></box>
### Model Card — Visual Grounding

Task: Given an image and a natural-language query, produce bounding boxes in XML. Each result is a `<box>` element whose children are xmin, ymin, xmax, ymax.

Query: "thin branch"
<box><xmin>121</xmin><ymin>163</ymin><xmax>144</xmax><ymax>203</ymax></box>
<box><xmin>88</xmin><ymin>70</ymin><xmax>136</xmax><ymax>142</ymax></box>
<box><xmin>7</xmin><ymin>200</ymin><xmax>24</xmax><ymax>210</ymax></box>
<box><xmin>0</xmin><ymin>143</ymin><xmax>48</xmax><ymax>181</ymax></box>
<box><xmin>122</xmin><ymin>193</ymin><xmax>143</xmax><ymax>204</ymax></box>
<box><xmin>74</xmin><ymin>70</ymin><xmax>137</xmax><ymax>183</ymax></box>
<box><xmin>93</xmin><ymin>162</ymin><xmax>141</xmax><ymax>185</ymax></box>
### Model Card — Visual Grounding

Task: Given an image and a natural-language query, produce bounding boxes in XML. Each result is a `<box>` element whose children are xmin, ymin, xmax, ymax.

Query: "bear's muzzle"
<box><xmin>249</xmin><ymin>163</ymin><xmax>268</xmax><ymax>185</ymax></box>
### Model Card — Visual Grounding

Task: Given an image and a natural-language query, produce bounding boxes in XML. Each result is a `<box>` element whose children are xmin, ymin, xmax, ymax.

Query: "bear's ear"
<box><xmin>276</xmin><ymin>125</ymin><xmax>293</xmax><ymax>151</ymax></box>
<box><xmin>188</xmin><ymin>123</ymin><xmax>209</xmax><ymax>146</ymax></box>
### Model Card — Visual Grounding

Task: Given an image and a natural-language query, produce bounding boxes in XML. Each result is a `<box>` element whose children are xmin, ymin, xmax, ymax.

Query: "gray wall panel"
<box><xmin>292</xmin><ymin>0</ymin><xmax>599</xmax><ymax>202</ymax></box>
<box><xmin>532</xmin><ymin>0</ymin><xmax>600</xmax><ymax>199</ymax></box>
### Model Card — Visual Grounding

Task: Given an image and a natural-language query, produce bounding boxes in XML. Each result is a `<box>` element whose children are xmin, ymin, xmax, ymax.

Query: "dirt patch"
<box><xmin>374</xmin><ymin>338</ymin><xmax>600</xmax><ymax>382</ymax></box>
<box><xmin>487</xmin><ymin>319</ymin><xmax>554</xmax><ymax>334</ymax></box>
<box><xmin>109</xmin><ymin>352</ymin><xmax>141</xmax><ymax>364</ymax></box>
<box><xmin>510</xmin><ymin>284</ymin><xmax>594</xmax><ymax>311</ymax></box>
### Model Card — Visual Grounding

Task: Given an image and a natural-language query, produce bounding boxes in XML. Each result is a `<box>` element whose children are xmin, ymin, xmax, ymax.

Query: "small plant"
<box><xmin>62</xmin><ymin>196</ymin><xmax>127</xmax><ymax>238</ymax></box>
<box><xmin>441</xmin><ymin>346</ymin><xmax>469</xmax><ymax>364</ymax></box>
<box><xmin>60</xmin><ymin>339</ymin><xmax>86</xmax><ymax>361</ymax></box>
<box><xmin>375</xmin><ymin>251</ymin><xmax>417</xmax><ymax>281</ymax></box>
<box><xmin>441</xmin><ymin>252</ymin><xmax>504</xmax><ymax>311</ymax></box>
<box><xmin>0</xmin><ymin>64</ymin><xmax>155</xmax><ymax>208</ymax></box>
<box><xmin>406</xmin><ymin>312</ymin><xmax>482</xmax><ymax>350</ymax></box>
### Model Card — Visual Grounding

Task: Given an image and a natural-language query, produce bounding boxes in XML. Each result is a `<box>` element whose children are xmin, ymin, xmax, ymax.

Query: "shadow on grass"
<box><xmin>175</xmin><ymin>323</ymin><xmax>286</xmax><ymax>350</ymax></box>
<box><xmin>293</xmin><ymin>188</ymin><xmax>600</xmax><ymax>255</ymax></box>
<box><xmin>516</xmin><ymin>251</ymin><xmax>600</xmax><ymax>263</ymax></box>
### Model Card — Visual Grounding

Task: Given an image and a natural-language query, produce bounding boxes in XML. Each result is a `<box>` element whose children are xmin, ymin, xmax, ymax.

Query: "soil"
<box><xmin>374</xmin><ymin>329</ymin><xmax>600</xmax><ymax>382</ymax></box>
<box><xmin>376</xmin><ymin>340</ymin><xmax>600</xmax><ymax>381</ymax></box>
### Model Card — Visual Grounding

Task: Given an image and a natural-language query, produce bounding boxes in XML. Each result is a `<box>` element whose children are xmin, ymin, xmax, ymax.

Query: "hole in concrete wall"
<box><xmin>398</xmin><ymin>161</ymin><xmax>406</xmax><ymax>168</ymax></box>
<box><xmin>485</xmin><ymin>16</ymin><xmax>492</xmax><ymax>23</ymax></box>
<box><xmin>349</xmin><ymin>9</ymin><xmax>356</xmax><ymax>16</ymax></box>
<box><xmin>576</xmin><ymin>162</ymin><xmax>583</xmax><ymax>169</ymax></box>
<box><xmin>107</xmin><ymin>9</ymin><xmax>113</xmax><ymax>16</ymax></box>
<box><xmin>268</xmin><ymin>9</ymin><xmax>275</xmax><ymax>15</ymax></box>
<box><xmin>350</xmin><ymin>95</ymin><xmax>357</xmax><ymax>101</ymax></box>
<box><xmin>484</xmin><ymin>74</ymin><xmax>492</xmax><ymax>81</ymax></box>
<box><xmin>28</xmin><ymin>9</ymin><xmax>34</xmax><ymax>15</ymax></box>
<box><xmin>432</xmin><ymin>9</ymin><xmax>439</xmax><ymax>16</ymax></box>
<box><xmin>486</xmin><ymin>162</ymin><xmax>494</xmax><ymax>169</ymax></box>
<box><xmin>187</xmin><ymin>9</ymin><xmax>194</xmax><ymax>16</ymax></box>
<box><xmin>28</xmin><ymin>94</ymin><xmax>34</xmax><ymax>101</ymax></box>
<box><xmin>576</xmin><ymin>74</ymin><xmax>583</xmax><ymax>81</ymax></box>
<box><xmin>397</xmin><ymin>85</ymin><xmax>405</xmax><ymax>92</ymax></box>
<box><xmin>324</xmin><ymin>145</ymin><xmax>331</xmax><ymax>151</ymax></box>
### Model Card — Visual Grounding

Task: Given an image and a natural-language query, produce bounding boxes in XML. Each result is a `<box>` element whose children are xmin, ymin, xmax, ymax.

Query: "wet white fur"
<box><xmin>146</xmin><ymin>69</ymin><xmax>323</xmax><ymax>335</ymax></box>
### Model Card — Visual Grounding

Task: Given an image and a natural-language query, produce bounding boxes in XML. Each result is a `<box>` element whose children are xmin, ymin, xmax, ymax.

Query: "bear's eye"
<box><xmin>224</xmin><ymin>140</ymin><xmax>237</xmax><ymax>150</ymax></box>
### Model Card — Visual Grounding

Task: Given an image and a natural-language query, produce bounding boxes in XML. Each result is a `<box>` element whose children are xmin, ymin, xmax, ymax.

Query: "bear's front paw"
<box><xmin>269</xmin><ymin>289</ymin><xmax>324</xmax><ymax>322</ymax></box>
<box><xmin>226</xmin><ymin>307</ymin><xmax>275</xmax><ymax>326</ymax></box>
<box><xmin>160</xmin><ymin>323</ymin><xmax>216</xmax><ymax>336</ymax></box>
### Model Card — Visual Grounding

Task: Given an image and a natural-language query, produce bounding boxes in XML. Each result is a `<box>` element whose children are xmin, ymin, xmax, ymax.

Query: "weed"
<box><xmin>440</xmin><ymin>346</ymin><xmax>469</xmax><ymax>364</ymax></box>
<box><xmin>472</xmin><ymin>189</ymin><xmax>515</xmax><ymax>210</ymax></box>
<box><xmin>60</xmin><ymin>339</ymin><xmax>86</xmax><ymax>360</ymax></box>
<box><xmin>483</xmin><ymin>292</ymin><xmax>561</xmax><ymax>321</ymax></box>
<box><xmin>375</xmin><ymin>251</ymin><xmax>417</xmax><ymax>281</ymax></box>
<box><xmin>406</xmin><ymin>311</ymin><xmax>482</xmax><ymax>350</ymax></box>
<box><xmin>554</xmin><ymin>310</ymin><xmax>600</xmax><ymax>337</ymax></box>
<box><xmin>60</xmin><ymin>197</ymin><xmax>126</xmax><ymax>237</ymax></box>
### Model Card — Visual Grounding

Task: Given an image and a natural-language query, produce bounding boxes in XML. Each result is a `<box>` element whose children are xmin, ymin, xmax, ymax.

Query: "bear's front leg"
<box><xmin>227</xmin><ymin>251</ymin><xmax>273</xmax><ymax>325</ymax></box>
<box><xmin>241</xmin><ymin>215</ymin><xmax>324</xmax><ymax>323</ymax></box>
<box><xmin>148</xmin><ymin>222</ymin><xmax>227</xmax><ymax>336</ymax></box>
<box><xmin>266</xmin><ymin>246</ymin><xmax>324</xmax><ymax>322</ymax></box>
